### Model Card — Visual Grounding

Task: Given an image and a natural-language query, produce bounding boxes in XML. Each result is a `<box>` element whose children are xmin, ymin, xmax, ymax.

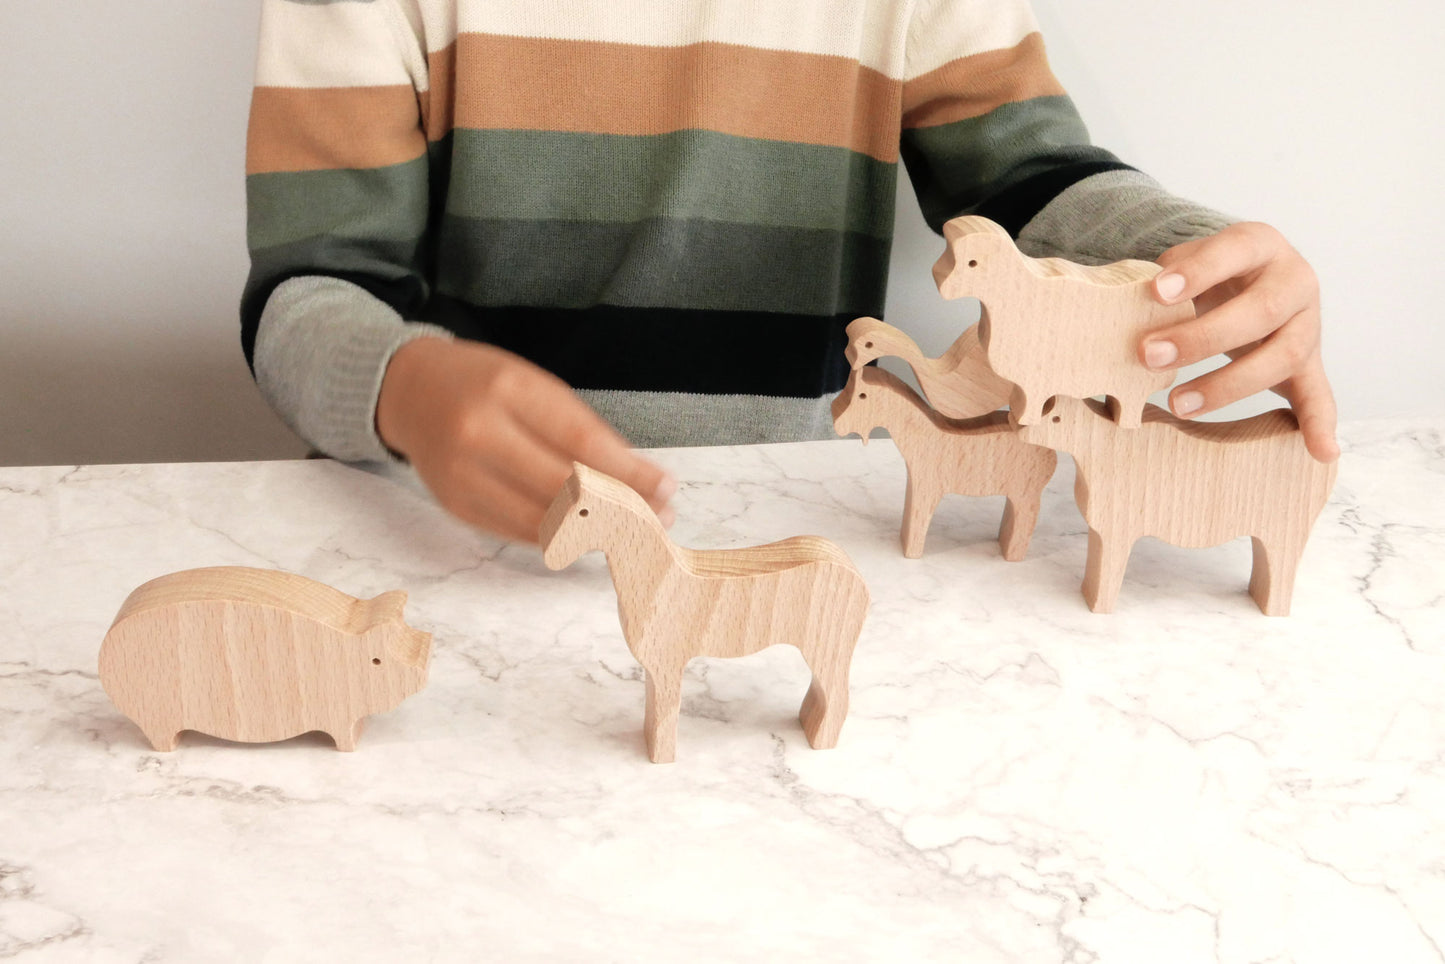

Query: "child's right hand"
<box><xmin>375</xmin><ymin>337</ymin><xmax>676</xmax><ymax>544</ymax></box>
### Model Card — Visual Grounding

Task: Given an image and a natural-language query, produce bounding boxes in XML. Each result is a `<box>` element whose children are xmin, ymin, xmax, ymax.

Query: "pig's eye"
<box><xmin>579</xmin><ymin>508</ymin><xmax>589</xmax><ymax>517</ymax></box>
<box><xmin>371</xmin><ymin>657</ymin><xmax>381</xmax><ymax>666</ymax></box>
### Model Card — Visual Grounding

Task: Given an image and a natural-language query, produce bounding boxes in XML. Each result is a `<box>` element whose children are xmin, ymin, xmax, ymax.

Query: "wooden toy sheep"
<box><xmin>539</xmin><ymin>463</ymin><xmax>869</xmax><ymax>763</ymax></box>
<box><xmin>1015</xmin><ymin>396</ymin><xmax>1338</xmax><ymax>615</ymax></box>
<box><xmin>99</xmin><ymin>567</ymin><xmax>432</xmax><ymax>751</ymax></box>
<box><xmin>932</xmin><ymin>215</ymin><xmax>1194</xmax><ymax>428</ymax></box>
<box><xmin>832</xmin><ymin>366</ymin><xmax>1056</xmax><ymax>560</ymax></box>
<box><xmin>843</xmin><ymin>316</ymin><xmax>1012</xmax><ymax>418</ymax></box>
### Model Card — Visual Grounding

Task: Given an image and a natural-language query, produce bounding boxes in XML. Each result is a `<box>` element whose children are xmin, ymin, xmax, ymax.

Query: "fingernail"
<box><xmin>1174</xmin><ymin>391</ymin><xmax>1204</xmax><ymax>416</ymax></box>
<box><xmin>653</xmin><ymin>472</ymin><xmax>677</xmax><ymax>504</ymax></box>
<box><xmin>1144</xmin><ymin>340</ymin><xmax>1178</xmax><ymax>370</ymax></box>
<box><xmin>1156</xmin><ymin>272</ymin><xmax>1186</xmax><ymax>301</ymax></box>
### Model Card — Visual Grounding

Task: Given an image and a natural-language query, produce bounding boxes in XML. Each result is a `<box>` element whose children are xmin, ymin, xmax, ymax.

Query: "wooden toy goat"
<box><xmin>832</xmin><ymin>366</ymin><xmax>1056</xmax><ymax>560</ymax></box>
<box><xmin>99</xmin><ymin>567</ymin><xmax>432</xmax><ymax>751</ymax></box>
<box><xmin>1016</xmin><ymin>396</ymin><xmax>1338</xmax><ymax>615</ymax></box>
<box><xmin>932</xmin><ymin>215</ymin><xmax>1193</xmax><ymax>428</ymax></box>
<box><xmin>540</xmin><ymin>463</ymin><xmax>869</xmax><ymax>763</ymax></box>
<box><xmin>843</xmin><ymin>316</ymin><xmax>1012</xmax><ymax>418</ymax></box>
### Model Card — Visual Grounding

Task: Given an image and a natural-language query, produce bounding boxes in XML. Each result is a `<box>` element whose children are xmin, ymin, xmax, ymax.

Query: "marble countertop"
<box><xmin>2</xmin><ymin>420</ymin><xmax>1442</xmax><ymax>962</ymax></box>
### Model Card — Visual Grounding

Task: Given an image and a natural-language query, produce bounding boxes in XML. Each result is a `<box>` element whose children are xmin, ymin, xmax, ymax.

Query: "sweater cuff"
<box><xmin>254</xmin><ymin>275</ymin><xmax>453</xmax><ymax>463</ymax></box>
<box><xmin>1015</xmin><ymin>169</ymin><xmax>1237</xmax><ymax>265</ymax></box>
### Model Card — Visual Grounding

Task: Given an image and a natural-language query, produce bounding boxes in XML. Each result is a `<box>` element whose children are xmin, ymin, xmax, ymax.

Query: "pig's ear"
<box><xmin>364</xmin><ymin>590</ymin><xmax>409</xmax><ymax>627</ymax></box>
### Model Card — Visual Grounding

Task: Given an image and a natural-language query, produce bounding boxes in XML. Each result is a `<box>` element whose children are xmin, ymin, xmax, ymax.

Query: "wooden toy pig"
<box><xmin>1016</xmin><ymin>396</ymin><xmax>1337</xmax><ymax>615</ymax></box>
<box><xmin>832</xmin><ymin>366</ymin><xmax>1056</xmax><ymax>560</ymax></box>
<box><xmin>932</xmin><ymin>215</ymin><xmax>1194</xmax><ymax>428</ymax></box>
<box><xmin>99</xmin><ymin>567</ymin><xmax>432</xmax><ymax>751</ymax></box>
<box><xmin>540</xmin><ymin>463</ymin><xmax>869</xmax><ymax>763</ymax></box>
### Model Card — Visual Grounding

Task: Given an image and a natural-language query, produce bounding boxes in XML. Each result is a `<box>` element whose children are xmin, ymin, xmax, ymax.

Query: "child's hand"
<box><xmin>1139</xmin><ymin>222</ymin><xmax>1339</xmax><ymax>462</ymax></box>
<box><xmin>375</xmin><ymin>337</ymin><xmax>677</xmax><ymax>543</ymax></box>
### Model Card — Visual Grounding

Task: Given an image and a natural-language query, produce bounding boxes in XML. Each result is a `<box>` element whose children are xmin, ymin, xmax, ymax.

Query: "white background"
<box><xmin>2</xmin><ymin>1</ymin><xmax>1441</xmax><ymax>466</ymax></box>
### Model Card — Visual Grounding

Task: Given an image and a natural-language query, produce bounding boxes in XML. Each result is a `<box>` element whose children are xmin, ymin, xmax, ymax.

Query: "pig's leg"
<box><xmin>642</xmin><ymin>662</ymin><xmax>684</xmax><ymax>764</ymax></box>
<box><xmin>331</xmin><ymin>718</ymin><xmax>364</xmax><ymax>752</ymax></box>
<box><xmin>139</xmin><ymin>722</ymin><xmax>180</xmax><ymax>752</ymax></box>
<box><xmin>1249</xmin><ymin>536</ymin><xmax>1297</xmax><ymax>616</ymax></box>
<box><xmin>799</xmin><ymin>643</ymin><xmax>852</xmax><ymax>750</ymax></box>
<box><xmin>901</xmin><ymin>469</ymin><xmax>942</xmax><ymax>559</ymax></box>
<box><xmin>1082</xmin><ymin>528</ymin><xmax>1131</xmax><ymax>613</ymax></box>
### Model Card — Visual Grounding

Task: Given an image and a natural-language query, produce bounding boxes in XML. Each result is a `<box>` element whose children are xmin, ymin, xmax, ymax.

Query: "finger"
<box><xmin>1278</xmin><ymin>356</ymin><xmax>1340</xmax><ymax>463</ymax></box>
<box><xmin>507</xmin><ymin>372</ymin><xmax>676</xmax><ymax>514</ymax></box>
<box><xmin>1166</xmin><ymin>316</ymin><xmax>1316</xmax><ymax>418</ymax></box>
<box><xmin>1141</xmin><ymin>281</ymin><xmax>1312</xmax><ymax>371</ymax></box>
<box><xmin>458</xmin><ymin>409</ymin><xmax>582</xmax><ymax>512</ymax></box>
<box><xmin>436</xmin><ymin>463</ymin><xmax>552</xmax><ymax>545</ymax></box>
<box><xmin>1152</xmin><ymin>222</ymin><xmax>1282</xmax><ymax>305</ymax></box>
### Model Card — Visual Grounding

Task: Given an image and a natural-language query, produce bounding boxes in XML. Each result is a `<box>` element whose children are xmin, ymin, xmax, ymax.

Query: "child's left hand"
<box><xmin>1139</xmin><ymin>221</ymin><xmax>1339</xmax><ymax>462</ymax></box>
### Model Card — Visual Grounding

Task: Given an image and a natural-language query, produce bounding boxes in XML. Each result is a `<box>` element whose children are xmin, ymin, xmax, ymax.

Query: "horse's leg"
<box><xmin>1009</xmin><ymin>384</ymin><xmax>1036</xmax><ymax>424</ymax></box>
<box><xmin>799</xmin><ymin>646</ymin><xmax>852</xmax><ymax>750</ymax></box>
<box><xmin>1082</xmin><ymin>528</ymin><xmax>1132</xmax><ymax>613</ymax></box>
<box><xmin>1249</xmin><ymin>535</ymin><xmax>1297</xmax><ymax>616</ymax></box>
<box><xmin>901</xmin><ymin>469</ymin><xmax>942</xmax><ymax>559</ymax></box>
<box><xmin>642</xmin><ymin>661</ymin><xmax>685</xmax><ymax>764</ymax></box>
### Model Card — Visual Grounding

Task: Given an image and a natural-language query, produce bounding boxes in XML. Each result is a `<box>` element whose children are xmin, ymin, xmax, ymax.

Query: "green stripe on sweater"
<box><xmin>445</xmin><ymin>129</ymin><xmax>898</xmax><ymax>238</ymax></box>
<box><xmin>433</xmin><ymin>215</ymin><xmax>890</xmax><ymax>317</ymax></box>
<box><xmin>246</xmin><ymin>156</ymin><xmax>430</xmax><ymax>252</ymax></box>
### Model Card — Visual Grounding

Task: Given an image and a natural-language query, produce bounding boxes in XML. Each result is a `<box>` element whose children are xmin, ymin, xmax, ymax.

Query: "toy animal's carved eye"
<box><xmin>859</xmin><ymin>392</ymin><xmax>868</xmax><ymax>400</ymax></box>
<box><xmin>371</xmin><ymin>657</ymin><xmax>381</xmax><ymax>666</ymax></box>
<box><xmin>864</xmin><ymin>341</ymin><xmax>873</xmax><ymax>349</ymax></box>
<box><xmin>968</xmin><ymin>259</ymin><xmax>978</xmax><ymax>268</ymax></box>
<box><xmin>579</xmin><ymin>508</ymin><xmax>589</xmax><ymax>518</ymax></box>
<box><xmin>1052</xmin><ymin>415</ymin><xmax>1061</xmax><ymax>424</ymax></box>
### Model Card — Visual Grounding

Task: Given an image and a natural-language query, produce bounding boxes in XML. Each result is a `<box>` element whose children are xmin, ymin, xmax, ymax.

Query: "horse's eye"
<box><xmin>859</xmin><ymin>392</ymin><xmax>867</xmax><ymax>399</ymax></box>
<box><xmin>864</xmin><ymin>341</ymin><xmax>873</xmax><ymax>349</ymax></box>
<box><xmin>968</xmin><ymin>259</ymin><xmax>978</xmax><ymax>268</ymax></box>
<box><xmin>579</xmin><ymin>508</ymin><xmax>589</xmax><ymax>517</ymax></box>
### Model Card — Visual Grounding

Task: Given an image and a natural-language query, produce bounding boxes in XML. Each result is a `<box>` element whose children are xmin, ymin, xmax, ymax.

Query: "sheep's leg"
<box><xmin>998</xmin><ymin>489</ymin><xmax>1042</xmax><ymax>562</ymax></box>
<box><xmin>1082</xmin><ymin>528</ymin><xmax>1132</xmax><ymax>613</ymax></box>
<box><xmin>1249</xmin><ymin>536</ymin><xmax>1298</xmax><ymax>616</ymax></box>
<box><xmin>799</xmin><ymin>648</ymin><xmax>853</xmax><ymax>751</ymax></box>
<box><xmin>642</xmin><ymin>662</ymin><xmax>685</xmax><ymax>764</ymax></box>
<box><xmin>901</xmin><ymin>470</ymin><xmax>942</xmax><ymax>559</ymax></box>
<box><xmin>330</xmin><ymin>718</ymin><xmax>363</xmax><ymax>752</ymax></box>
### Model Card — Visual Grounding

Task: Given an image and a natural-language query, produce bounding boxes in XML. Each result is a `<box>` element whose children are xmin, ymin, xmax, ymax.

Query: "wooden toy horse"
<box><xmin>1016</xmin><ymin>395</ymin><xmax>1338</xmax><ymax>614</ymax></box>
<box><xmin>832</xmin><ymin>366</ymin><xmax>1056</xmax><ymax>560</ymax></box>
<box><xmin>932</xmin><ymin>215</ymin><xmax>1194</xmax><ymax>428</ymax></box>
<box><xmin>539</xmin><ymin>463</ymin><xmax>870</xmax><ymax>763</ymax></box>
<box><xmin>843</xmin><ymin>316</ymin><xmax>1012</xmax><ymax>418</ymax></box>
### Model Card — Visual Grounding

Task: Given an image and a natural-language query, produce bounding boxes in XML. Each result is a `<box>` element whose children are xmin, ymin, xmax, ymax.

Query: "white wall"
<box><xmin>2</xmin><ymin>3</ymin><xmax>1440</xmax><ymax>467</ymax></box>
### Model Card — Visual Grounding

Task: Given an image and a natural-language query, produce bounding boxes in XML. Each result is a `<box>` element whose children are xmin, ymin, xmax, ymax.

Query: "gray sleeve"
<box><xmin>253</xmin><ymin>275</ymin><xmax>453</xmax><ymax>463</ymax></box>
<box><xmin>1016</xmin><ymin>169</ymin><xmax>1237</xmax><ymax>265</ymax></box>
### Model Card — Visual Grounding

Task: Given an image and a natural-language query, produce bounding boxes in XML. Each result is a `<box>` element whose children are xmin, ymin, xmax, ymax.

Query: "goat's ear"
<box><xmin>1041</xmin><ymin>396</ymin><xmax>1057</xmax><ymax>416</ymax></box>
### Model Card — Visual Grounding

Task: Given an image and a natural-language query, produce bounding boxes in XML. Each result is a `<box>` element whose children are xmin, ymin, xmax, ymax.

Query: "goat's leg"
<box><xmin>999</xmin><ymin>487</ymin><xmax>1042</xmax><ymax>562</ymax></box>
<box><xmin>1249</xmin><ymin>535</ymin><xmax>1298</xmax><ymax>616</ymax></box>
<box><xmin>642</xmin><ymin>661</ymin><xmax>685</xmax><ymax>764</ymax></box>
<box><xmin>1082</xmin><ymin>528</ymin><xmax>1132</xmax><ymax>613</ymax></box>
<box><xmin>901</xmin><ymin>470</ymin><xmax>942</xmax><ymax>559</ymax></box>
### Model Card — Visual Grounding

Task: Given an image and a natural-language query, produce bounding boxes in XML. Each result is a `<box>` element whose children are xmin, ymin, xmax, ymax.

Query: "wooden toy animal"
<box><xmin>843</xmin><ymin>316</ymin><xmax>1012</xmax><ymax>418</ymax></box>
<box><xmin>1015</xmin><ymin>396</ymin><xmax>1338</xmax><ymax>615</ymax></box>
<box><xmin>539</xmin><ymin>463</ymin><xmax>869</xmax><ymax>763</ymax></box>
<box><xmin>832</xmin><ymin>366</ymin><xmax>1056</xmax><ymax>560</ymax></box>
<box><xmin>932</xmin><ymin>215</ymin><xmax>1194</xmax><ymax>428</ymax></box>
<box><xmin>99</xmin><ymin>567</ymin><xmax>432</xmax><ymax>751</ymax></box>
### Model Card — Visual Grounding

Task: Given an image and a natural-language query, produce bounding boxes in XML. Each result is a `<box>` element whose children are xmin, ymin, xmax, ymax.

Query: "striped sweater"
<box><xmin>243</xmin><ymin>0</ymin><xmax>1232</xmax><ymax>461</ymax></box>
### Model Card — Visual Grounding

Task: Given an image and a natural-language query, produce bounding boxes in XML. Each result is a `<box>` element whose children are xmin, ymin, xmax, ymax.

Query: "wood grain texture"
<box><xmin>1016</xmin><ymin>397</ymin><xmax>1338</xmax><ymax>615</ymax></box>
<box><xmin>833</xmin><ymin>366</ymin><xmax>1056</xmax><ymax>560</ymax></box>
<box><xmin>99</xmin><ymin>567</ymin><xmax>432</xmax><ymax>751</ymax></box>
<box><xmin>540</xmin><ymin>463</ymin><xmax>870</xmax><ymax>763</ymax></box>
<box><xmin>844</xmin><ymin>316</ymin><xmax>1012</xmax><ymax>418</ymax></box>
<box><xmin>932</xmin><ymin>215</ymin><xmax>1193</xmax><ymax>428</ymax></box>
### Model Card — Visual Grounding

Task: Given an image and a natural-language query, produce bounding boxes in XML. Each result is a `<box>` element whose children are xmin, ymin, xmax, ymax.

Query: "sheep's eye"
<box><xmin>579</xmin><ymin>508</ymin><xmax>589</xmax><ymax>517</ymax></box>
<box><xmin>1052</xmin><ymin>415</ymin><xmax>1061</xmax><ymax>424</ymax></box>
<box><xmin>371</xmin><ymin>657</ymin><xmax>381</xmax><ymax>666</ymax></box>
